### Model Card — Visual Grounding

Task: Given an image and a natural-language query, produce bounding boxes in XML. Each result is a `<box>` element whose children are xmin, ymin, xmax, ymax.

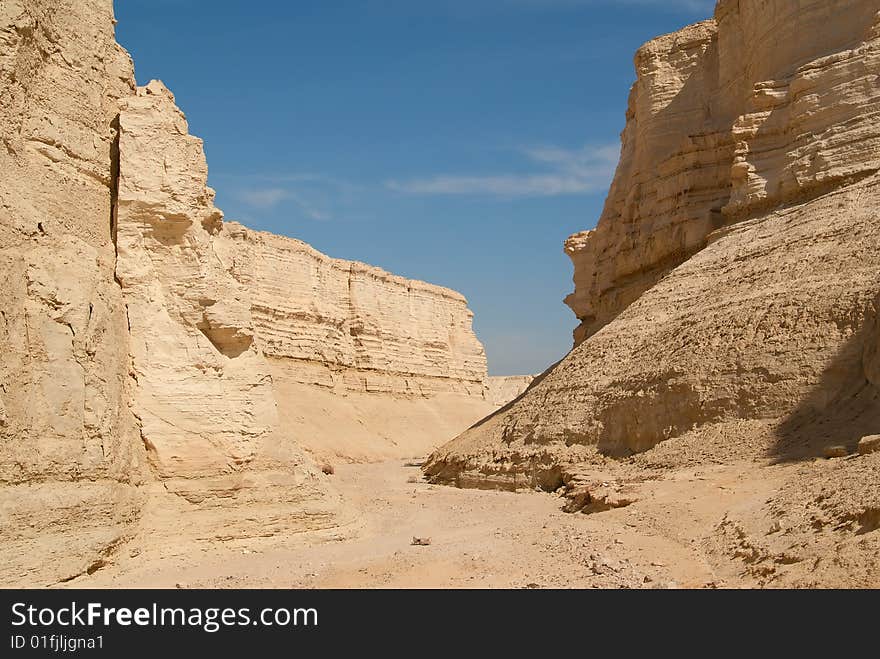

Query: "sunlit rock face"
<box><xmin>427</xmin><ymin>0</ymin><xmax>880</xmax><ymax>487</ymax></box>
<box><xmin>565</xmin><ymin>1</ymin><xmax>880</xmax><ymax>345</ymax></box>
<box><xmin>0</xmin><ymin>0</ymin><xmax>145</xmax><ymax>586</ymax></box>
<box><xmin>0</xmin><ymin>0</ymin><xmax>498</xmax><ymax>586</ymax></box>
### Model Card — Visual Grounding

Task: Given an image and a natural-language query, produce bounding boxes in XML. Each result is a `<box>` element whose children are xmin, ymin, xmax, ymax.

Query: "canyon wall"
<box><xmin>0</xmin><ymin>0</ymin><xmax>501</xmax><ymax>586</ymax></box>
<box><xmin>214</xmin><ymin>223</ymin><xmax>494</xmax><ymax>462</ymax></box>
<box><xmin>0</xmin><ymin>0</ymin><xmax>145</xmax><ymax>586</ymax></box>
<box><xmin>564</xmin><ymin>0</ymin><xmax>880</xmax><ymax>344</ymax></box>
<box><xmin>114</xmin><ymin>80</ymin><xmax>343</xmax><ymax>545</ymax></box>
<box><xmin>428</xmin><ymin>0</ymin><xmax>880</xmax><ymax>486</ymax></box>
<box><xmin>218</xmin><ymin>222</ymin><xmax>486</xmax><ymax>397</ymax></box>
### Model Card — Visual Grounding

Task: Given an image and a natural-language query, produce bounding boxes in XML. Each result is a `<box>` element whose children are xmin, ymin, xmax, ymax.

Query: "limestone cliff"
<box><xmin>565</xmin><ymin>0</ymin><xmax>880</xmax><ymax>345</ymax></box>
<box><xmin>218</xmin><ymin>223</ymin><xmax>487</xmax><ymax>397</ymax></box>
<box><xmin>114</xmin><ymin>80</ymin><xmax>343</xmax><ymax>543</ymax></box>
<box><xmin>427</xmin><ymin>0</ymin><xmax>880</xmax><ymax>487</ymax></box>
<box><xmin>0</xmin><ymin>0</ymin><xmax>500</xmax><ymax>586</ymax></box>
<box><xmin>0</xmin><ymin>0</ymin><xmax>144</xmax><ymax>586</ymax></box>
<box><xmin>213</xmin><ymin>223</ymin><xmax>494</xmax><ymax>463</ymax></box>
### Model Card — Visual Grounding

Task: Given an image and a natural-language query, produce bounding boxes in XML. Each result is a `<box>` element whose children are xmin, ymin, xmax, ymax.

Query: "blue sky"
<box><xmin>115</xmin><ymin>0</ymin><xmax>714</xmax><ymax>375</ymax></box>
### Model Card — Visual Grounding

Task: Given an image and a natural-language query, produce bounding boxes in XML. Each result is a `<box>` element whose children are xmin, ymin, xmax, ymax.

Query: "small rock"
<box><xmin>858</xmin><ymin>435</ymin><xmax>880</xmax><ymax>455</ymax></box>
<box><xmin>175</xmin><ymin>582</ymin><xmax>187</xmax><ymax>589</ymax></box>
<box><xmin>411</xmin><ymin>537</ymin><xmax>432</xmax><ymax>546</ymax></box>
<box><xmin>823</xmin><ymin>445</ymin><xmax>849</xmax><ymax>459</ymax></box>
<box><xmin>321</xmin><ymin>463</ymin><xmax>335</xmax><ymax>475</ymax></box>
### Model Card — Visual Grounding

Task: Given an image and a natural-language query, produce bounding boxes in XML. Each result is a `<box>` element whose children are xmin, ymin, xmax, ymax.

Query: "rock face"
<box><xmin>427</xmin><ymin>0</ymin><xmax>880</xmax><ymax>487</ymax></box>
<box><xmin>212</xmin><ymin>223</ymin><xmax>494</xmax><ymax>462</ymax></box>
<box><xmin>486</xmin><ymin>376</ymin><xmax>535</xmax><ymax>408</ymax></box>
<box><xmin>0</xmin><ymin>0</ymin><xmax>501</xmax><ymax>586</ymax></box>
<box><xmin>218</xmin><ymin>223</ymin><xmax>487</xmax><ymax>397</ymax></box>
<box><xmin>0</xmin><ymin>0</ymin><xmax>145</xmax><ymax>587</ymax></box>
<box><xmin>564</xmin><ymin>0</ymin><xmax>880</xmax><ymax>345</ymax></box>
<box><xmin>114</xmin><ymin>81</ymin><xmax>343</xmax><ymax>541</ymax></box>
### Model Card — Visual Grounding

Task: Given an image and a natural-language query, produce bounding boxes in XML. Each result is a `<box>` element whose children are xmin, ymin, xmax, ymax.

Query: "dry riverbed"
<box><xmin>73</xmin><ymin>453</ymin><xmax>879</xmax><ymax>589</ymax></box>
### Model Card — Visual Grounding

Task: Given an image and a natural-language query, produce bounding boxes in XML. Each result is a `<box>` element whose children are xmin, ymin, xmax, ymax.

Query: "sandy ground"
<box><xmin>68</xmin><ymin>455</ymin><xmax>846</xmax><ymax>590</ymax></box>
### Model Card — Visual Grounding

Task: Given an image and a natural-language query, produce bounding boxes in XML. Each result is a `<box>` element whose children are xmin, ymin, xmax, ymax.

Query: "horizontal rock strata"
<box><xmin>218</xmin><ymin>223</ymin><xmax>487</xmax><ymax>397</ymax></box>
<box><xmin>1</xmin><ymin>0</ymin><xmax>505</xmax><ymax>586</ymax></box>
<box><xmin>565</xmin><ymin>0</ymin><xmax>880</xmax><ymax>344</ymax></box>
<box><xmin>427</xmin><ymin>0</ymin><xmax>880</xmax><ymax>488</ymax></box>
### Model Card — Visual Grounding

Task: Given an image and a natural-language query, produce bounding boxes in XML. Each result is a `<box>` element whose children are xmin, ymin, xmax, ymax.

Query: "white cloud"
<box><xmin>236</xmin><ymin>187</ymin><xmax>289</xmax><ymax>209</ymax></box>
<box><xmin>234</xmin><ymin>186</ymin><xmax>330</xmax><ymax>221</ymax></box>
<box><xmin>386</xmin><ymin>143</ymin><xmax>619</xmax><ymax>198</ymax></box>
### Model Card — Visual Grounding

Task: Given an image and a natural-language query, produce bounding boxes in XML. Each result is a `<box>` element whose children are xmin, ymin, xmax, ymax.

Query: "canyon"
<box><xmin>2</xmin><ymin>0</ymin><xmax>880</xmax><ymax>589</ymax></box>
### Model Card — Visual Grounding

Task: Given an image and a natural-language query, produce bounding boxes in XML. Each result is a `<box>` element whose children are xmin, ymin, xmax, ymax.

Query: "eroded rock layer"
<box><xmin>1</xmin><ymin>0</ymin><xmax>499</xmax><ymax>586</ymax></box>
<box><xmin>0</xmin><ymin>0</ymin><xmax>145</xmax><ymax>587</ymax></box>
<box><xmin>113</xmin><ymin>81</ymin><xmax>343</xmax><ymax>541</ymax></box>
<box><xmin>218</xmin><ymin>223</ymin><xmax>487</xmax><ymax>397</ymax></box>
<box><xmin>565</xmin><ymin>0</ymin><xmax>880</xmax><ymax>344</ymax></box>
<box><xmin>427</xmin><ymin>0</ymin><xmax>880</xmax><ymax>487</ymax></box>
<box><xmin>211</xmin><ymin>223</ymin><xmax>494</xmax><ymax>462</ymax></box>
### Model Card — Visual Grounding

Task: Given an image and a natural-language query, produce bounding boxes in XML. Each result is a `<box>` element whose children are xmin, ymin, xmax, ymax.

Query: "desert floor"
<box><xmin>68</xmin><ymin>454</ymin><xmax>862</xmax><ymax>589</ymax></box>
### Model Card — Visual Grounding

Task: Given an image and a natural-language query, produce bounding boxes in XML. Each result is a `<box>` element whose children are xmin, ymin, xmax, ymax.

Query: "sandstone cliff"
<box><xmin>114</xmin><ymin>80</ymin><xmax>343</xmax><ymax>544</ymax></box>
<box><xmin>213</xmin><ymin>223</ymin><xmax>495</xmax><ymax>462</ymax></box>
<box><xmin>219</xmin><ymin>223</ymin><xmax>486</xmax><ymax>397</ymax></box>
<box><xmin>427</xmin><ymin>0</ymin><xmax>880</xmax><ymax>488</ymax></box>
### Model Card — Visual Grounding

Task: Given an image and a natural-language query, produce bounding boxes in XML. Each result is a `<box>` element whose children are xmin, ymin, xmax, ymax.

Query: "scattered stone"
<box><xmin>858</xmin><ymin>435</ymin><xmax>880</xmax><ymax>455</ymax></box>
<box><xmin>823</xmin><ymin>445</ymin><xmax>849</xmax><ymax>459</ymax></box>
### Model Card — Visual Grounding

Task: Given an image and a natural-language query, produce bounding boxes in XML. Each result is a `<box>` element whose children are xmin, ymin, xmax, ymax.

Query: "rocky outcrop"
<box><xmin>565</xmin><ymin>1</ymin><xmax>880</xmax><ymax>345</ymax></box>
<box><xmin>114</xmin><ymin>80</ymin><xmax>343</xmax><ymax>540</ymax></box>
<box><xmin>427</xmin><ymin>0</ymin><xmax>880</xmax><ymax>487</ymax></box>
<box><xmin>0</xmin><ymin>0</ymin><xmax>145</xmax><ymax>587</ymax></box>
<box><xmin>209</xmin><ymin>223</ymin><xmax>494</xmax><ymax>463</ymax></box>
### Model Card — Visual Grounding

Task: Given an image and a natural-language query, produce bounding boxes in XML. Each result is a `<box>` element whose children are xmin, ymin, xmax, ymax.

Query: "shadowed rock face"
<box><xmin>427</xmin><ymin>0</ymin><xmax>880</xmax><ymax>487</ymax></box>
